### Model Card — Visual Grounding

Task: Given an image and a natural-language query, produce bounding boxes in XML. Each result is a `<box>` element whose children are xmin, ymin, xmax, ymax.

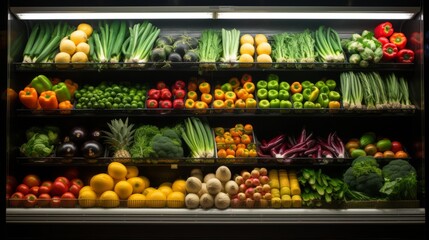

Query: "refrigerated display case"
<box><xmin>4</xmin><ymin>0</ymin><xmax>426</xmax><ymax>239</ymax></box>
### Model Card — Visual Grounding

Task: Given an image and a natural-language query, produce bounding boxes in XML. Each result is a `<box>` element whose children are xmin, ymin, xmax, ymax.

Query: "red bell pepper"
<box><xmin>156</xmin><ymin>81</ymin><xmax>167</xmax><ymax>90</ymax></box>
<box><xmin>160</xmin><ymin>88</ymin><xmax>172</xmax><ymax>100</ymax></box>
<box><xmin>173</xmin><ymin>99</ymin><xmax>184</xmax><ymax>109</ymax></box>
<box><xmin>389</xmin><ymin>32</ymin><xmax>407</xmax><ymax>50</ymax></box>
<box><xmin>240</xmin><ymin>74</ymin><xmax>252</xmax><ymax>86</ymax></box>
<box><xmin>382</xmin><ymin>43</ymin><xmax>398</xmax><ymax>61</ymax></box>
<box><xmin>397</xmin><ymin>49</ymin><xmax>414</xmax><ymax>63</ymax></box>
<box><xmin>146</xmin><ymin>99</ymin><xmax>158</xmax><ymax>108</ymax></box>
<box><xmin>374</xmin><ymin>22</ymin><xmax>394</xmax><ymax>38</ymax></box>
<box><xmin>174</xmin><ymin>89</ymin><xmax>186</xmax><ymax>99</ymax></box>
<box><xmin>409</xmin><ymin>32</ymin><xmax>423</xmax><ymax>47</ymax></box>
<box><xmin>148</xmin><ymin>89</ymin><xmax>160</xmax><ymax>100</ymax></box>
<box><xmin>377</xmin><ymin>37</ymin><xmax>390</xmax><ymax>46</ymax></box>
<box><xmin>173</xmin><ymin>80</ymin><xmax>186</xmax><ymax>90</ymax></box>
<box><xmin>159</xmin><ymin>99</ymin><xmax>172</xmax><ymax>108</ymax></box>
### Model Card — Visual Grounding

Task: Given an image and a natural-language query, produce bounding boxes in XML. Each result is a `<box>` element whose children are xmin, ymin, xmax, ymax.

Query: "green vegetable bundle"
<box><xmin>20</xmin><ymin>126</ymin><xmax>60</xmax><ymax>158</ymax></box>
<box><xmin>341</xmin><ymin>30</ymin><xmax>383</xmax><ymax>67</ymax></box>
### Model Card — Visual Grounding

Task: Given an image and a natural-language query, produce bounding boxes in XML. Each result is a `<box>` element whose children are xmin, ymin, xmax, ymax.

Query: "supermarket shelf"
<box><xmin>6</xmin><ymin>208</ymin><xmax>425</xmax><ymax>224</ymax></box>
<box><xmin>13</xmin><ymin>62</ymin><xmax>415</xmax><ymax>72</ymax></box>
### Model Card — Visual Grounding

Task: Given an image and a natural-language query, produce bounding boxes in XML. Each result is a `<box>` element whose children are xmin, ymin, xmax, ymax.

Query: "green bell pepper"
<box><xmin>315</xmin><ymin>80</ymin><xmax>326</xmax><ymax>89</ymax></box>
<box><xmin>293</xmin><ymin>101</ymin><xmax>303</xmax><ymax>109</ymax></box>
<box><xmin>221</xmin><ymin>83</ymin><xmax>233</xmax><ymax>92</ymax></box>
<box><xmin>278</xmin><ymin>89</ymin><xmax>290</xmax><ymax>101</ymax></box>
<box><xmin>301</xmin><ymin>80</ymin><xmax>314</xmax><ymax>89</ymax></box>
<box><xmin>280</xmin><ymin>100</ymin><xmax>292</xmax><ymax>108</ymax></box>
<box><xmin>258</xmin><ymin>99</ymin><xmax>270</xmax><ymax>109</ymax></box>
<box><xmin>317</xmin><ymin>93</ymin><xmax>330</xmax><ymax>108</ymax></box>
<box><xmin>270</xmin><ymin>99</ymin><xmax>280</xmax><ymax>108</ymax></box>
<box><xmin>257</xmin><ymin>80</ymin><xmax>268</xmax><ymax>90</ymax></box>
<box><xmin>268</xmin><ymin>89</ymin><xmax>279</xmax><ymax>100</ymax></box>
<box><xmin>308</xmin><ymin>86</ymin><xmax>320</xmax><ymax>102</ymax></box>
<box><xmin>325</xmin><ymin>79</ymin><xmax>337</xmax><ymax>91</ymax></box>
<box><xmin>52</xmin><ymin>82</ymin><xmax>71</xmax><ymax>102</ymax></box>
<box><xmin>279</xmin><ymin>81</ymin><xmax>290</xmax><ymax>91</ymax></box>
<box><xmin>304</xmin><ymin>101</ymin><xmax>315</xmax><ymax>108</ymax></box>
<box><xmin>303</xmin><ymin>88</ymin><xmax>311</xmax><ymax>101</ymax></box>
<box><xmin>257</xmin><ymin>88</ymin><xmax>268</xmax><ymax>100</ymax></box>
<box><xmin>267</xmin><ymin>73</ymin><xmax>279</xmax><ymax>82</ymax></box>
<box><xmin>267</xmin><ymin>80</ymin><xmax>279</xmax><ymax>91</ymax></box>
<box><xmin>30</xmin><ymin>74</ymin><xmax>53</xmax><ymax>94</ymax></box>
<box><xmin>315</xmin><ymin>103</ymin><xmax>322</xmax><ymax>108</ymax></box>
<box><xmin>328</xmin><ymin>90</ymin><xmax>341</xmax><ymax>101</ymax></box>
<box><xmin>320</xmin><ymin>86</ymin><xmax>330</xmax><ymax>94</ymax></box>
<box><xmin>292</xmin><ymin>93</ymin><xmax>303</xmax><ymax>102</ymax></box>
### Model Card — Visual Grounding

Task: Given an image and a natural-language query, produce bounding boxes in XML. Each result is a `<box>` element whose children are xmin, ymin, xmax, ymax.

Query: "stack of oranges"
<box><xmin>214</xmin><ymin>123</ymin><xmax>257</xmax><ymax>160</ymax></box>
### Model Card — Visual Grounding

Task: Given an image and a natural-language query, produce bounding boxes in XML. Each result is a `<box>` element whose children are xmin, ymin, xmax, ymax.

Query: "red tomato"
<box><xmin>71</xmin><ymin>178</ymin><xmax>84</xmax><ymax>188</ymax></box>
<box><xmin>55</xmin><ymin>176</ymin><xmax>70</xmax><ymax>188</ymax></box>
<box><xmin>23</xmin><ymin>174</ymin><xmax>41</xmax><ymax>188</ymax></box>
<box><xmin>391</xmin><ymin>141</ymin><xmax>403</xmax><ymax>153</ymax></box>
<box><xmin>23</xmin><ymin>194</ymin><xmax>38</xmax><ymax>208</ymax></box>
<box><xmin>61</xmin><ymin>192</ymin><xmax>77</xmax><ymax>208</ymax></box>
<box><xmin>29</xmin><ymin>186</ymin><xmax>40</xmax><ymax>196</ymax></box>
<box><xmin>69</xmin><ymin>184</ymin><xmax>82</xmax><ymax>198</ymax></box>
<box><xmin>9</xmin><ymin>192</ymin><xmax>24</xmax><ymax>207</ymax></box>
<box><xmin>51</xmin><ymin>181</ymin><xmax>68</xmax><ymax>196</ymax></box>
<box><xmin>50</xmin><ymin>196</ymin><xmax>61</xmax><ymax>208</ymax></box>
<box><xmin>16</xmin><ymin>184</ymin><xmax>30</xmax><ymax>195</ymax></box>
<box><xmin>37</xmin><ymin>193</ymin><xmax>51</xmax><ymax>208</ymax></box>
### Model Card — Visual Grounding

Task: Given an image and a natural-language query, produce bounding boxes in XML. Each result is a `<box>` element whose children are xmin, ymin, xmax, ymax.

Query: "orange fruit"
<box><xmin>126</xmin><ymin>166</ymin><xmax>139</xmax><ymax>179</ymax></box>
<box><xmin>171</xmin><ymin>179</ymin><xmax>187</xmax><ymax>194</ymax></box>
<box><xmin>107</xmin><ymin>162</ymin><xmax>127</xmax><ymax>180</ymax></box>
<box><xmin>77</xmin><ymin>23</ymin><xmax>93</xmax><ymax>37</ymax></box>
<box><xmin>158</xmin><ymin>185</ymin><xmax>173</xmax><ymax>197</ymax></box>
<box><xmin>240</xmin><ymin>34</ymin><xmax>254</xmax><ymax>45</ymax></box>
<box><xmin>90</xmin><ymin>173</ymin><xmax>114</xmax><ymax>194</ymax></box>
<box><xmin>254</xmin><ymin>34</ymin><xmax>268</xmax><ymax>46</ymax></box>
<box><xmin>114</xmin><ymin>180</ymin><xmax>133</xmax><ymax>199</ymax></box>
<box><xmin>166</xmin><ymin>191</ymin><xmax>185</xmax><ymax>208</ymax></box>
<box><xmin>127</xmin><ymin>194</ymin><xmax>146</xmax><ymax>208</ymax></box>
<box><xmin>127</xmin><ymin>177</ymin><xmax>146</xmax><ymax>193</ymax></box>
<box><xmin>146</xmin><ymin>190</ymin><xmax>166</xmax><ymax>208</ymax></box>
<box><xmin>78</xmin><ymin>189</ymin><xmax>97</xmax><ymax>208</ymax></box>
<box><xmin>256</xmin><ymin>42</ymin><xmax>272</xmax><ymax>55</ymax></box>
<box><xmin>98</xmin><ymin>190</ymin><xmax>120</xmax><ymax>208</ymax></box>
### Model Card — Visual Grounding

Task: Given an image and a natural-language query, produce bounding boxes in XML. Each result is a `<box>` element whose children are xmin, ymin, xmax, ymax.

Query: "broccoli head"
<box><xmin>382</xmin><ymin>159</ymin><xmax>416</xmax><ymax>181</ymax></box>
<box><xmin>343</xmin><ymin>156</ymin><xmax>384</xmax><ymax>197</ymax></box>
<box><xmin>150</xmin><ymin>134</ymin><xmax>184</xmax><ymax>158</ymax></box>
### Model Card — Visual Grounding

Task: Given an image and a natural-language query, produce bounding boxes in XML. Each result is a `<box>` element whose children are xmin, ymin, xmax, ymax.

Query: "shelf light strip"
<box><xmin>15</xmin><ymin>11</ymin><xmax>415</xmax><ymax>20</ymax></box>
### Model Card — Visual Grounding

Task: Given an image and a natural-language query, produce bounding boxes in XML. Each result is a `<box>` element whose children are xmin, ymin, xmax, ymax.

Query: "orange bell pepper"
<box><xmin>187</xmin><ymin>91</ymin><xmax>198</xmax><ymax>101</ymax></box>
<box><xmin>224</xmin><ymin>91</ymin><xmax>237</xmax><ymax>102</ymax></box>
<box><xmin>291</xmin><ymin>82</ymin><xmax>303</xmax><ymax>94</ymax></box>
<box><xmin>234</xmin><ymin>99</ymin><xmax>246</xmax><ymax>109</ymax></box>
<box><xmin>328</xmin><ymin>100</ymin><xmax>341</xmax><ymax>109</ymax></box>
<box><xmin>39</xmin><ymin>91</ymin><xmax>58</xmax><ymax>109</ymax></box>
<box><xmin>187</xmin><ymin>78</ymin><xmax>198</xmax><ymax>92</ymax></box>
<box><xmin>64</xmin><ymin>79</ymin><xmax>78</xmax><ymax>97</ymax></box>
<box><xmin>59</xmin><ymin>100</ymin><xmax>73</xmax><ymax>109</ymax></box>
<box><xmin>243</xmin><ymin>82</ymin><xmax>255</xmax><ymax>94</ymax></box>
<box><xmin>198</xmin><ymin>82</ymin><xmax>211</xmax><ymax>94</ymax></box>
<box><xmin>214</xmin><ymin>89</ymin><xmax>225</xmax><ymax>100</ymax></box>
<box><xmin>19</xmin><ymin>87</ymin><xmax>39</xmax><ymax>109</ymax></box>
<box><xmin>201</xmin><ymin>93</ymin><xmax>213</xmax><ymax>105</ymax></box>
<box><xmin>236</xmin><ymin>88</ymin><xmax>249</xmax><ymax>100</ymax></box>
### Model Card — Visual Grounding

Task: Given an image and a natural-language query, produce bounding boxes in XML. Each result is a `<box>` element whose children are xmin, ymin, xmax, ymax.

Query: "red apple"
<box><xmin>51</xmin><ymin>181</ymin><xmax>68</xmax><ymax>196</ymax></box>
<box><xmin>61</xmin><ymin>192</ymin><xmax>77</xmax><ymax>208</ymax></box>
<box><xmin>69</xmin><ymin>184</ymin><xmax>82</xmax><ymax>198</ymax></box>
<box><xmin>38</xmin><ymin>185</ymin><xmax>51</xmax><ymax>195</ymax></box>
<box><xmin>37</xmin><ymin>193</ymin><xmax>52</xmax><ymax>208</ymax></box>
<box><xmin>16</xmin><ymin>184</ymin><xmax>30</xmax><ymax>195</ymax></box>
<box><xmin>23</xmin><ymin>174</ymin><xmax>41</xmax><ymax>188</ymax></box>
<box><xmin>7</xmin><ymin>176</ymin><xmax>18</xmax><ymax>189</ymax></box>
<box><xmin>9</xmin><ymin>192</ymin><xmax>24</xmax><ymax>207</ymax></box>
<box><xmin>391</xmin><ymin>141</ymin><xmax>403</xmax><ymax>153</ymax></box>
<box><xmin>29</xmin><ymin>186</ymin><xmax>40</xmax><ymax>196</ymax></box>
<box><xmin>64</xmin><ymin>167</ymin><xmax>79</xmax><ymax>181</ymax></box>
<box><xmin>55</xmin><ymin>176</ymin><xmax>70</xmax><ymax>188</ymax></box>
<box><xmin>23</xmin><ymin>193</ymin><xmax>38</xmax><ymax>208</ymax></box>
<box><xmin>50</xmin><ymin>196</ymin><xmax>61</xmax><ymax>208</ymax></box>
<box><xmin>71</xmin><ymin>178</ymin><xmax>84</xmax><ymax>188</ymax></box>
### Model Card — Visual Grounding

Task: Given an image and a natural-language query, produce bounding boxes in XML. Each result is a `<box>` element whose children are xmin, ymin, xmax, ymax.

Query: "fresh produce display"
<box><xmin>256</xmin><ymin>73</ymin><xmax>341</xmax><ymax>109</ymax></box>
<box><xmin>345</xmin><ymin>132</ymin><xmax>409</xmax><ymax>159</ymax></box>
<box><xmin>8</xmin><ymin>170</ymin><xmax>84</xmax><ymax>208</ymax></box>
<box><xmin>102</xmin><ymin>118</ymin><xmax>135</xmax><ymax>163</ymax></box>
<box><xmin>22</xmin><ymin>22</ymin><xmax>74</xmax><ymax>63</ymax></box>
<box><xmin>55</xmin><ymin>23</ymin><xmax>93</xmax><ymax>67</ymax></box>
<box><xmin>184</xmin><ymin>79</ymin><xmax>212</xmax><ymax>112</ymax></box>
<box><xmin>122</xmin><ymin>21</ymin><xmax>160</xmax><ymax>65</ymax></box>
<box><xmin>89</xmin><ymin>20</ymin><xmax>127</xmax><ymax>63</ymax></box>
<box><xmin>314</xmin><ymin>26</ymin><xmax>345</xmax><ymax>63</ymax></box>
<box><xmin>212</xmin><ymin>74</ymin><xmax>257</xmax><ymax>112</ymax></box>
<box><xmin>74</xmin><ymin>81</ymin><xmax>147</xmax><ymax>109</ymax></box>
<box><xmin>257</xmin><ymin>128</ymin><xmax>346</xmax><ymax>163</ymax></box>
<box><xmin>146</xmin><ymin>80</ymin><xmax>186</xmax><ymax>109</ymax></box>
<box><xmin>271</xmin><ymin>29</ymin><xmax>316</xmax><ymax>68</ymax></box>
<box><xmin>268</xmin><ymin>169</ymin><xmax>302</xmax><ymax>208</ymax></box>
<box><xmin>213</xmin><ymin>123</ymin><xmax>257</xmax><ymax>160</ymax></box>
<box><xmin>341</xmin><ymin>30</ymin><xmax>383</xmax><ymax>67</ymax></box>
<box><xmin>340</xmin><ymin>72</ymin><xmax>414</xmax><ymax>110</ymax></box>
<box><xmin>20</xmin><ymin>126</ymin><xmax>59</xmax><ymax>158</ymax></box>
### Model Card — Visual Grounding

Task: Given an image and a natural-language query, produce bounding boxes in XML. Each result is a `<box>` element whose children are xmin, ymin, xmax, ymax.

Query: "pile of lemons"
<box><xmin>54</xmin><ymin>23</ymin><xmax>92</xmax><ymax>67</ymax></box>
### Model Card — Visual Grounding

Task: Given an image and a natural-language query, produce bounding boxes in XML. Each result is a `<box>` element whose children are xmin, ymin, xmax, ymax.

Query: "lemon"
<box><xmin>171</xmin><ymin>179</ymin><xmax>187</xmax><ymax>194</ymax></box>
<box><xmin>240</xmin><ymin>43</ymin><xmax>255</xmax><ymax>56</ymax></box>
<box><xmin>54</xmin><ymin>52</ymin><xmax>71</xmax><ymax>66</ymax></box>
<box><xmin>114</xmin><ymin>180</ymin><xmax>133</xmax><ymax>199</ymax></box>
<box><xmin>256</xmin><ymin>54</ymin><xmax>273</xmax><ymax>68</ymax></box>
<box><xmin>159</xmin><ymin>182</ymin><xmax>172</xmax><ymax>188</ymax></box>
<box><xmin>126</xmin><ymin>166</ymin><xmax>139</xmax><ymax>179</ymax></box>
<box><xmin>77</xmin><ymin>23</ymin><xmax>93</xmax><ymax>37</ymax></box>
<box><xmin>146</xmin><ymin>190</ymin><xmax>166</xmax><ymax>208</ymax></box>
<box><xmin>158</xmin><ymin>186</ymin><xmax>173</xmax><ymax>197</ymax></box>
<box><xmin>107</xmin><ymin>162</ymin><xmax>127</xmax><ymax>180</ymax></box>
<box><xmin>138</xmin><ymin>176</ymin><xmax>150</xmax><ymax>188</ymax></box>
<box><xmin>240</xmin><ymin>34</ymin><xmax>254</xmax><ymax>46</ymax></box>
<box><xmin>254</xmin><ymin>34</ymin><xmax>268</xmax><ymax>47</ymax></box>
<box><xmin>99</xmin><ymin>190</ymin><xmax>120</xmax><ymax>208</ymax></box>
<box><xmin>70</xmin><ymin>30</ymin><xmax>88</xmax><ymax>45</ymax></box>
<box><xmin>166</xmin><ymin>191</ymin><xmax>185</xmax><ymax>208</ymax></box>
<box><xmin>127</xmin><ymin>194</ymin><xmax>146</xmax><ymax>208</ymax></box>
<box><xmin>76</xmin><ymin>42</ymin><xmax>90</xmax><ymax>55</ymax></box>
<box><xmin>143</xmin><ymin>187</ymin><xmax>156</xmax><ymax>196</ymax></box>
<box><xmin>113</xmin><ymin>177</ymin><xmax>126</xmax><ymax>186</ymax></box>
<box><xmin>59</xmin><ymin>39</ymin><xmax>76</xmax><ymax>55</ymax></box>
<box><xmin>78</xmin><ymin>189</ymin><xmax>97</xmax><ymax>208</ymax></box>
<box><xmin>256</xmin><ymin>42</ymin><xmax>272</xmax><ymax>55</ymax></box>
<box><xmin>127</xmin><ymin>177</ymin><xmax>146</xmax><ymax>193</ymax></box>
<box><xmin>90</xmin><ymin>173</ymin><xmax>114</xmax><ymax>194</ymax></box>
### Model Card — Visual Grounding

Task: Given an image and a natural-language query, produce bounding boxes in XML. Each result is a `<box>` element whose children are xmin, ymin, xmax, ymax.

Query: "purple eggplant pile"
<box><xmin>257</xmin><ymin>128</ymin><xmax>347</xmax><ymax>163</ymax></box>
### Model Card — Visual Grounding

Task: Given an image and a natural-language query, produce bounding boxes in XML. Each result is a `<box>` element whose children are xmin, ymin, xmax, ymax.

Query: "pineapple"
<box><xmin>103</xmin><ymin>118</ymin><xmax>135</xmax><ymax>163</ymax></box>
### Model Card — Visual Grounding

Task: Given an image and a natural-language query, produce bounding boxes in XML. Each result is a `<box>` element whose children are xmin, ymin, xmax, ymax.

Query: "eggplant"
<box><xmin>183</xmin><ymin>50</ymin><xmax>199</xmax><ymax>62</ymax></box>
<box><xmin>89</xmin><ymin>129</ymin><xmax>102</xmax><ymax>141</ymax></box>
<box><xmin>70</xmin><ymin>127</ymin><xmax>87</xmax><ymax>145</ymax></box>
<box><xmin>173</xmin><ymin>40</ymin><xmax>190</xmax><ymax>57</ymax></box>
<box><xmin>155</xmin><ymin>36</ymin><xmax>174</xmax><ymax>47</ymax></box>
<box><xmin>81</xmin><ymin>140</ymin><xmax>104</xmax><ymax>159</ymax></box>
<box><xmin>56</xmin><ymin>137</ymin><xmax>77</xmax><ymax>158</ymax></box>
<box><xmin>150</xmin><ymin>47</ymin><xmax>167</xmax><ymax>62</ymax></box>
<box><xmin>168</xmin><ymin>52</ymin><xmax>182</xmax><ymax>62</ymax></box>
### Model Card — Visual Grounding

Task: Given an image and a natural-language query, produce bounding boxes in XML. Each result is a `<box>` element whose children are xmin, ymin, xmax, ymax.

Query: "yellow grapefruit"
<box><xmin>143</xmin><ymin>187</ymin><xmax>156</xmax><ymax>196</ymax></box>
<box><xmin>238</xmin><ymin>54</ymin><xmax>254</xmax><ymax>68</ymax></box>
<box><xmin>254</xmin><ymin>34</ymin><xmax>268</xmax><ymax>46</ymax></box>
<box><xmin>107</xmin><ymin>162</ymin><xmax>127</xmax><ymax>180</ymax></box>
<box><xmin>98</xmin><ymin>190</ymin><xmax>120</xmax><ymax>208</ymax></box>
<box><xmin>76</xmin><ymin>42</ymin><xmax>90</xmax><ymax>55</ymax></box>
<box><xmin>127</xmin><ymin>177</ymin><xmax>146</xmax><ymax>193</ymax></box>
<box><xmin>126</xmin><ymin>166</ymin><xmax>139</xmax><ymax>179</ymax></box>
<box><xmin>138</xmin><ymin>176</ymin><xmax>150</xmax><ymax>188</ymax></box>
<box><xmin>158</xmin><ymin>186</ymin><xmax>173</xmax><ymax>197</ymax></box>
<box><xmin>114</xmin><ymin>180</ymin><xmax>133</xmax><ymax>199</ymax></box>
<box><xmin>79</xmin><ymin>186</ymin><xmax>93</xmax><ymax>195</ymax></box>
<box><xmin>256</xmin><ymin>42</ymin><xmax>272</xmax><ymax>55</ymax></box>
<box><xmin>256</xmin><ymin>54</ymin><xmax>273</xmax><ymax>68</ymax></box>
<box><xmin>146</xmin><ymin>190</ymin><xmax>166</xmax><ymax>208</ymax></box>
<box><xmin>59</xmin><ymin>39</ymin><xmax>76</xmax><ymax>55</ymax></box>
<box><xmin>78</xmin><ymin>189</ymin><xmax>97</xmax><ymax>208</ymax></box>
<box><xmin>171</xmin><ymin>179</ymin><xmax>187</xmax><ymax>194</ymax></box>
<box><xmin>240</xmin><ymin>34</ymin><xmax>254</xmax><ymax>45</ymax></box>
<box><xmin>240</xmin><ymin>43</ymin><xmax>255</xmax><ymax>56</ymax></box>
<box><xmin>70</xmin><ymin>30</ymin><xmax>88</xmax><ymax>45</ymax></box>
<box><xmin>127</xmin><ymin>194</ymin><xmax>146</xmax><ymax>208</ymax></box>
<box><xmin>166</xmin><ymin>191</ymin><xmax>185</xmax><ymax>208</ymax></box>
<box><xmin>54</xmin><ymin>52</ymin><xmax>71</xmax><ymax>65</ymax></box>
<box><xmin>90</xmin><ymin>173</ymin><xmax>114</xmax><ymax>194</ymax></box>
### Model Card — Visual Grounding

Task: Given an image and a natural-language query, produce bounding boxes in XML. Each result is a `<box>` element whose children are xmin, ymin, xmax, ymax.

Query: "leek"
<box><xmin>398</xmin><ymin>77</ymin><xmax>415</xmax><ymax>109</ymax></box>
<box><xmin>315</xmin><ymin>26</ymin><xmax>345</xmax><ymax>63</ymax></box>
<box><xmin>122</xmin><ymin>21</ymin><xmax>160</xmax><ymax>65</ymax></box>
<box><xmin>198</xmin><ymin>29</ymin><xmax>222</xmax><ymax>69</ymax></box>
<box><xmin>180</xmin><ymin>117</ymin><xmax>214</xmax><ymax>158</ymax></box>
<box><xmin>220</xmin><ymin>28</ymin><xmax>240</xmax><ymax>67</ymax></box>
